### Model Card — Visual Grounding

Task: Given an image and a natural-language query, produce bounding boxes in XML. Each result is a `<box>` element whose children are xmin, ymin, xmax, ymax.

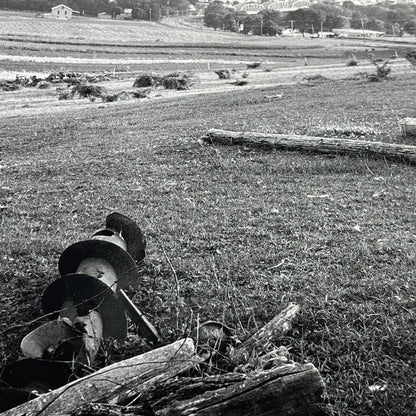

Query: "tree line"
<box><xmin>0</xmin><ymin>0</ymin><xmax>192</xmax><ymax>18</ymax></box>
<box><xmin>204</xmin><ymin>1</ymin><xmax>416</xmax><ymax>36</ymax></box>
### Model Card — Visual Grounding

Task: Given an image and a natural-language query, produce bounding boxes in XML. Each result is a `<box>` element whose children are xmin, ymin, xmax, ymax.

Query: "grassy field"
<box><xmin>1</xmin><ymin>12</ymin><xmax>416</xmax><ymax>416</ymax></box>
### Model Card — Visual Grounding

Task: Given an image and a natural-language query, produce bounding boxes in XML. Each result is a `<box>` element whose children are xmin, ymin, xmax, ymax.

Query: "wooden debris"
<box><xmin>152</xmin><ymin>362</ymin><xmax>325</xmax><ymax>416</ymax></box>
<box><xmin>205</xmin><ymin>128</ymin><xmax>416</xmax><ymax>164</ymax></box>
<box><xmin>399</xmin><ymin>118</ymin><xmax>416</xmax><ymax>137</ymax></box>
<box><xmin>0</xmin><ymin>338</ymin><xmax>196</xmax><ymax>416</ymax></box>
<box><xmin>232</xmin><ymin>303</ymin><xmax>300</xmax><ymax>364</ymax></box>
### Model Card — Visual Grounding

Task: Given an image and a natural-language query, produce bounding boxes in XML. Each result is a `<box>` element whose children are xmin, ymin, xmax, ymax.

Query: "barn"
<box><xmin>51</xmin><ymin>4</ymin><xmax>74</xmax><ymax>20</ymax></box>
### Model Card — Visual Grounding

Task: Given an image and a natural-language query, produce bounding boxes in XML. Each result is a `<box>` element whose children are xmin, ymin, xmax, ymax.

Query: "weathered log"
<box><xmin>151</xmin><ymin>362</ymin><xmax>325</xmax><ymax>416</ymax></box>
<box><xmin>399</xmin><ymin>118</ymin><xmax>416</xmax><ymax>137</ymax></box>
<box><xmin>205</xmin><ymin>128</ymin><xmax>416</xmax><ymax>164</ymax></box>
<box><xmin>232</xmin><ymin>303</ymin><xmax>300</xmax><ymax>365</ymax></box>
<box><xmin>0</xmin><ymin>338</ymin><xmax>196</xmax><ymax>416</ymax></box>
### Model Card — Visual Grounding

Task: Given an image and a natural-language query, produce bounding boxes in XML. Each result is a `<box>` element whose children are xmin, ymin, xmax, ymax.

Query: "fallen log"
<box><xmin>73</xmin><ymin>362</ymin><xmax>325</xmax><ymax>416</ymax></box>
<box><xmin>205</xmin><ymin>128</ymin><xmax>416</xmax><ymax>164</ymax></box>
<box><xmin>0</xmin><ymin>338</ymin><xmax>196</xmax><ymax>416</ymax></box>
<box><xmin>149</xmin><ymin>362</ymin><xmax>324</xmax><ymax>416</ymax></box>
<box><xmin>399</xmin><ymin>118</ymin><xmax>416</xmax><ymax>137</ymax></box>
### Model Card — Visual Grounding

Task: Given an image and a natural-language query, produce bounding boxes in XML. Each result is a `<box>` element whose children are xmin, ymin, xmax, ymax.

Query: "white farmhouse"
<box><xmin>51</xmin><ymin>4</ymin><xmax>74</xmax><ymax>19</ymax></box>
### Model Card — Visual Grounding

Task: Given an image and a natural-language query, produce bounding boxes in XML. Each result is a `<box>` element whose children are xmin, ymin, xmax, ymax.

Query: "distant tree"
<box><xmin>365</xmin><ymin>18</ymin><xmax>385</xmax><ymax>31</ymax></box>
<box><xmin>365</xmin><ymin>5</ymin><xmax>389</xmax><ymax>21</ymax></box>
<box><xmin>311</xmin><ymin>3</ymin><xmax>352</xmax><ymax>18</ymax></box>
<box><xmin>342</xmin><ymin>1</ymin><xmax>355</xmax><ymax>11</ymax></box>
<box><xmin>324</xmin><ymin>14</ymin><xmax>349</xmax><ymax>30</ymax></box>
<box><xmin>261</xmin><ymin>10</ymin><xmax>281</xmax><ymax>36</ymax></box>
<box><xmin>235</xmin><ymin>10</ymin><xmax>248</xmax><ymax>31</ymax></box>
<box><xmin>203</xmin><ymin>1</ymin><xmax>227</xmax><ymax>29</ymax></box>
<box><xmin>287</xmin><ymin>8</ymin><xmax>324</xmax><ymax>34</ymax></box>
<box><xmin>111</xmin><ymin>5</ymin><xmax>122</xmax><ymax>18</ymax></box>
<box><xmin>386</xmin><ymin>8</ymin><xmax>407</xmax><ymax>24</ymax></box>
<box><xmin>403</xmin><ymin>19</ymin><xmax>416</xmax><ymax>35</ymax></box>
<box><xmin>350</xmin><ymin>11</ymin><xmax>365</xmax><ymax>29</ymax></box>
<box><xmin>224</xmin><ymin>12</ymin><xmax>238</xmax><ymax>32</ymax></box>
<box><xmin>242</xmin><ymin>14</ymin><xmax>263</xmax><ymax>35</ymax></box>
<box><xmin>169</xmin><ymin>0</ymin><xmax>191</xmax><ymax>15</ymax></box>
<box><xmin>133</xmin><ymin>0</ymin><xmax>162</xmax><ymax>21</ymax></box>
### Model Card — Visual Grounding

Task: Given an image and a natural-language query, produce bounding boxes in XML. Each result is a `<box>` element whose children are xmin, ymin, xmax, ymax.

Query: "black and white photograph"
<box><xmin>0</xmin><ymin>0</ymin><xmax>415</xmax><ymax>414</ymax></box>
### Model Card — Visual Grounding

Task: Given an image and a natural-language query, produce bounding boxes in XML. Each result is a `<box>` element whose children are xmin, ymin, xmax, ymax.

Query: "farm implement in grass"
<box><xmin>0</xmin><ymin>214</ymin><xmax>325</xmax><ymax>415</ymax></box>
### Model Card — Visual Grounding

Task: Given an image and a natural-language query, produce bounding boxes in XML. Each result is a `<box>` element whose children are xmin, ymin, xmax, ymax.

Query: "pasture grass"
<box><xmin>1</xmin><ymin>75</ymin><xmax>415</xmax><ymax>415</ymax></box>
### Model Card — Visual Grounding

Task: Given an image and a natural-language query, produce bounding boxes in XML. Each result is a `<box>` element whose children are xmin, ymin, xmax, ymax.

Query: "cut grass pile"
<box><xmin>132</xmin><ymin>72</ymin><xmax>194</xmax><ymax>90</ymax></box>
<box><xmin>0</xmin><ymin>51</ymin><xmax>416</xmax><ymax>416</ymax></box>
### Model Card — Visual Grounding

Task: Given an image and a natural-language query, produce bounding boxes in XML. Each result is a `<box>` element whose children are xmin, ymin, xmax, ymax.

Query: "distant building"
<box><xmin>281</xmin><ymin>28</ymin><xmax>303</xmax><ymax>36</ymax></box>
<box><xmin>332</xmin><ymin>28</ymin><xmax>385</xmax><ymax>37</ymax></box>
<box><xmin>51</xmin><ymin>4</ymin><xmax>74</xmax><ymax>20</ymax></box>
<box><xmin>317</xmin><ymin>31</ymin><xmax>336</xmax><ymax>38</ymax></box>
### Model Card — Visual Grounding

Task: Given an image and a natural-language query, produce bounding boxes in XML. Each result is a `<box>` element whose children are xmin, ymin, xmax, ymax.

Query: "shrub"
<box><xmin>246</xmin><ymin>62</ymin><xmax>261</xmax><ymax>69</ymax></box>
<box><xmin>347</xmin><ymin>58</ymin><xmax>358</xmax><ymax>66</ymax></box>
<box><xmin>102</xmin><ymin>93</ymin><xmax>120</xmax><ymax>102</ymax></box>
<box><xmin>404</xmin><ymin>50</ymin><xmax>416</xmax><ymax>67</ymax></box>
<box><xmin>214</xmin><ymin>69</ymin><xmax>232</xmax><ymax>80</ymax></box>
<box><xmin>58</xmin><ymin>90</ymin><xmax>73</xmax><ymax>100</ymax></box>
<box><xmin>130</xmin><ymin>88</ymin><xmax>153</xmax><ymax>99</ymax></box>
<box><xmin>133</xmin><ymin>73</ymin><xmax>162</xmax><ymax>88</ymax></box>
<box><xmin>368</xmin><ymin>55</ymin><xmax>392</xmax><ymax>82</ymax></box>
<box><xmin>162</xmin><ymin>72</ymin><xmax>194</xmax><ymax>90</ymax></box>
<box><xmin>37</xmin><ymin>81</ymin><xmax>51</xmax><ymax>89</ymax></box>
<box><xmin>72</xmin><ymin>85</ymin><xmax>106</xmax><ymax>99</ymax></box>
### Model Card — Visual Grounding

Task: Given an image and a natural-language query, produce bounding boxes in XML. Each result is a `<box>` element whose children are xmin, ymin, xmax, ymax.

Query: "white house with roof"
<box><xmin>51</xmin><ymin>4</ymin><xmax>74</xmax><ymax>19</ymax></box>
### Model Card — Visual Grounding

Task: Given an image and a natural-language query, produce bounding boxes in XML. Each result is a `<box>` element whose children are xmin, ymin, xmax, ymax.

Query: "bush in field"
<box><xmin>404</xmin><ymin>50</ymin><xmax>416</xmax><ymax>67</ymax></box>
<box><xmin>162</xmin><ymin>72</ymin><xmax>194</xmax><ymax>90</ymax></box>
<box><xmin>58</xmin><ymin>90</ymin><xmax>73</xmax><ymax>100</ymax></box>
<box><xmin>247</xmin><ymin>62</ymin><xmax>262</xmax><ymax>69</ymax></box>
<box><xmin>130</xmin><ymin>88</ymin><xmax>153</xmax><ymax>99</ymax></box>
<box><xmin>214</xmin><ymin>69</ymin><xmax>232</xmax><ymax>80</ymax></box>
<box><xmin>367</xmin><ymin>54</ymin><xmax>392</xmax><ymax>81</ymax></box>
<box><xmin>101</xmin><ymin>91</ymin><xmax>131</xmax><ymax>102</ymax></box>
<box><xmin>73</xmin><ymin>84</ymin><xmax>106</xmax><ymax>99</ymax></box>
<box><xmin>133</xmin><ymin>73</ymin><xmax>162</xmax><ymax>88</ymax></box>
<box><xmin>102</xmin><ymin>93</ymin><xmax>120</xmax><ymax>102</ymax></box>
<box><xmin>347</xmin><ymin>55</ymin><xmax>358</xmax><ymax>66</ymax></box>
<box><xmin>58</xmin><ymin>84</ymin><xmax>106</xmax><ymax>100</ymax></box>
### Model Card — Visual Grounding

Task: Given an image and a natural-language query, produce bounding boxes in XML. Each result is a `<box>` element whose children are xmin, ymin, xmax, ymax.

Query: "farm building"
<box><xmin>51</xmin><ymin>4</ymin><xmax>74</xmax><ymax>19</ymax></box>
<box><xmin>332</xmin><ymin>28</ymin><xmax>385</xmax><ymax>38</ymax></box>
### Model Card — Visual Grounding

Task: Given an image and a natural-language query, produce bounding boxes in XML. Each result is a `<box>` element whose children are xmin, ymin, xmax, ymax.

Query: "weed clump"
<box><xmin>130</xmin><ymin>88</ymin><xmax>153</xmax><ymax>99</ymax></box>
<box><xmin>214</xmin><ymin>69</ymin><xmax>232</xmax><ymax>80</ymax></box>
<box><xmin>58</xmin><ymin>84</ymin><xmax>106</xmax><ymax>101</ymax></box>
<box><xmin>133</xmin><ymin>72</ymin><xmax>194</xmax><ymax>91</ymax></box>
<box><xmin>367</xmin><ymin>54</ymin><xmax>392</xmax><ymax>82</ymax></box>
<box><xmin>73</xmin><ymin>85</ymin><xmax>106</xmax><ymax>99</ymax></box>
<box><xmin>246</xmin><ymin>62</ymin><xmax>261</xmax><ymax>69</ymax></box>
<box><xmin>404</xmin><ymin>50</ymin><xmax>416</xmax><ymax>67</ymax></box>
<box><xmin>231</xmin><ymin>79</ymin><xmax>248</xmax><ymax>86</ymax></box>
<box><xmin>300</xmin><ymin>74</ymin><xmax>329</xmax><ymax>86</ymax></box>
<box><xmin>101</xmin><ymin>93</ymin><xmax>120</xmax><ymax>102</ymax></box>
<box><xmin>162</xmin><ymin>72</ymin><xmax>194</xmax><ymax>90</ymax></box>
<box><xmin>133</xmin><ymin>73</ymin><xmax>162</xmax><ymax>88</ymax></box>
